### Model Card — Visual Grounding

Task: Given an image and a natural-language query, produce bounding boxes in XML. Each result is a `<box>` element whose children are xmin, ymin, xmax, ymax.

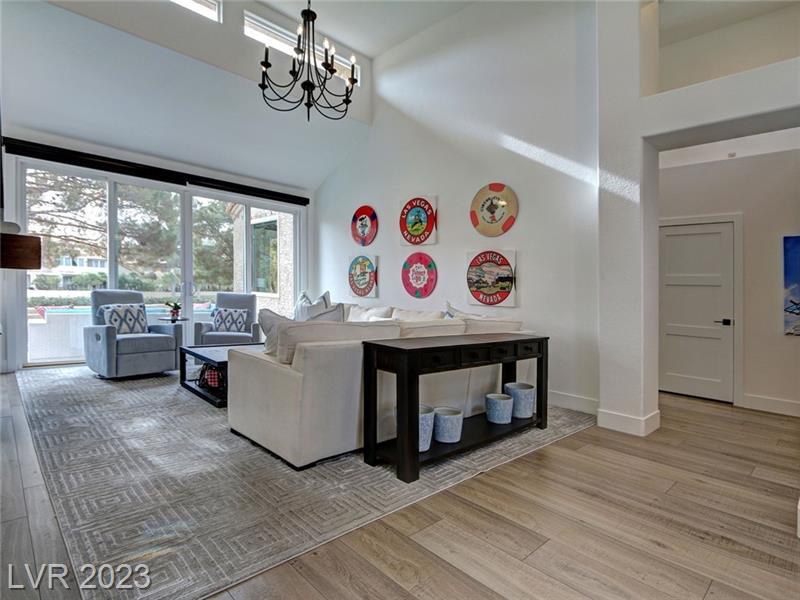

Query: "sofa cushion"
<box><xmin>398</xmin><ymin>319</ymin><xmax>466</xmax><ymax>338</ymax></box>
<box><xmin>100</xmin><ymin>303</ymin><xmax>148</xmax><ymax>334</ymax></box>
<box><xmin>213</xmin><ymin>307</ymin><xmax>248</xmax><ymax>332</ymax></box>
<box><xmin>347</xmin><ymin>305</ymin><xmax>392</xmax><ymax>322</ymax></box>
<box><xmin>392</xmin><ymin>307</ymin><xmax>445</xmax><ymax>321</ymax></box>
<box><xmin>276</xmin><ymin>321</ymin><xmax>400</xmax><ymax>363</ymax></box>
<box><xmin>258</xmin><ymin>308</ymin><xmax>292</xmax><ymax>354</ymax></box>
<box><xmin>116</xmin><ymin>332</ymin><xmax>176</xmax><ymax>355</ymax></box>
<box><xmin>463</xmin><ymin>318</ymin><xmax>522</xmax><ymax>334</ymax></box>
<box><xmin>294</xmin><ymin>291</ymin><xmax>331</xmax><ymax>321</ymax></box>
<box><xmin>202</xmin><ymin>331</ymin><xmax>254</xmax><ymax>345</ymax></box>
<box><xmin>307</xmin><ymin>303</ymin><xmax>345</xmax><ymax>322</ymax></box>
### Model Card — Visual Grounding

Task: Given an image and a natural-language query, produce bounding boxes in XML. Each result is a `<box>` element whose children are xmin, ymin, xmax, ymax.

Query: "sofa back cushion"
<box><xmin>392</xmin><ymin>307</ymin><xmax>445</xmax><ymax>321</ymax></box>
<box><xmin>398</xmin><ymin>319</ymin><xmax>466</xmax><ymax>338</ymax></box>
<box><xmin>347</xmin><ymin>305</ymin><xmax>392</xmax><ymax>322</ymax></box>
<box><xmin>463</xmin><ymin>317</ymin><xmax>522</xmax><ymax>334</ymax></box>
<box><xmin>276</xmin><ymin>321</ymin><xmax>400</xmax><ymax>363</ymax></box>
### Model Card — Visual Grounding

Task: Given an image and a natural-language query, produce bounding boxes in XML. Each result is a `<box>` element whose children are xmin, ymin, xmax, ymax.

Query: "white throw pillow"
<box><xmin>347</xmin><ymin>305</ymin><xmax>392</xmax><ymax>322</ymax></box>
<box><xmin>463</xmin><ymin>317</ymin><xmax>522</xmax><ymax>334</ymax></box>
<box><xmin>294</xmin><ymin>291</ymin><xmax>331</xmax><ymax>321</ymax></box>
<box><xmin>276</xmin><ymin>321</ymin><xmax>401</xmax><ymax>363</ymax></box>
<box><xmin>398</xmin><ymin>319</ymin><xmax>466</xmax><ymax>338</ymax></box>
<box><xmin>100</xmin><ymin>303</ymin><xmax>148</xmax><ymax>334</ymax></box>
<box><xmin>258</xmin><ymin>308</ymin><xmax>292</xmax><ymax>354</ymax></box>
<box><xmin>392</xmin><ymin>307</ymin><xmax>445</xmax><ymax>321</ymax></box>
<box><xmin>213</xmin><ymin>307</ymin><xmax>248</xmax><ymax>332</ymax></box>
<box><xmin>307</xmin><ymin>303</ymin><xmax>345</xmax><ymax>322</ymax></box>
<box><xmin>444</xmin><ymin>301</ymin><xmax>482</xmax><ymax>319</ymax></box>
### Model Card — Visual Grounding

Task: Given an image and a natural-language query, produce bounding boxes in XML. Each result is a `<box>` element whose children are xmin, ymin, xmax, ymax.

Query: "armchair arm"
<box><xmin>250</xmin><ymin>322</ymin><xmax>261</xmax><ymax>343</ymax></box>
<box><xmin>83</xmin><ymin>325</ymin><xmax>117</xmax><ymax>378</ymax></box>
<box><xmin>194</xmin><ymin>321</ymin><xmax>213</xmax><ymax>344</ymax></box>
<box><xmin>149</xmin><ymin>323</ymin><xmax>183</xmax><ymax>370</ymax></box>
<box><xmin>149</xmin><ymin>323</ymin><xmax>183</xmax><ymax>347</ymax></box>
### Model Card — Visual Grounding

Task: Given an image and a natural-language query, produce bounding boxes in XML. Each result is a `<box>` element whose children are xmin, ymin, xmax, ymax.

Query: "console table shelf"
<box><xmin>375</xmin><ymin>413</ymin><xmax>541</xmax><ymax>466</ymax></box>
<box><xmin>363</xmin><ymin>332</ymin><xmax>549</xmax><ymax>483</ymax></box>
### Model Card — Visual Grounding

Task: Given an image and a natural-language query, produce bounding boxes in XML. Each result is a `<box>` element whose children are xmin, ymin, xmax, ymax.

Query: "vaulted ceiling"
<box><xmin>260</xmin><ymin>1</ymin><xmax>469</xmax><ymax>58</ymax></box>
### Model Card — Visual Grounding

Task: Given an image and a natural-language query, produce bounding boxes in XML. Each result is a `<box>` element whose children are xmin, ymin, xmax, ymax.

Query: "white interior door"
<box><xmin>659</xmin><ymin>222</ymin><xmax>734</xmax><ymax>402</ymax></box>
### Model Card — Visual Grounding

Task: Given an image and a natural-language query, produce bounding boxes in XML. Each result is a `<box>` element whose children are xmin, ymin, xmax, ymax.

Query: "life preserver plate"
<box><xmin>351</xmin><ymin>205</ymin><xmax>378</xmax><ymax>246</ymax></box>
<box><xmin>399</xmin><ymin>197</ymin><xmax>436</xmax><ymax>245</ymax></box>
<box><xmin>469</xmin><ymin>183</ymin><xmax>518</xmax><ymax>237</ymax></box>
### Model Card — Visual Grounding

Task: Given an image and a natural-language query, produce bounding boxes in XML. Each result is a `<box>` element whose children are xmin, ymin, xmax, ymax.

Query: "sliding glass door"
<box><xmin>25</xmin><ymin>168</ymin><xmax>109</xmax><ymax>363</ymax></box>
<box><xmin>21</xmin><ymin>163</ymin><xmax>301</xmax><ymax>364</ymax></box>
<box><xmin>117</xmin><ymin>183</ymin><xmax>183</xmax><ymax>324</ymax></box>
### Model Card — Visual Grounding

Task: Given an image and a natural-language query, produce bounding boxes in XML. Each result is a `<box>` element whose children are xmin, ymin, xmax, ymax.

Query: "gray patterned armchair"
<box><xmin>83</xmin><ymin>290</ymin><xmax>182</xmax><ymax>378</ymax></box>
<box><xmin>194</xmin><ymin>292</ymin><xmax>260</xmax><ymax>345</ymax></box>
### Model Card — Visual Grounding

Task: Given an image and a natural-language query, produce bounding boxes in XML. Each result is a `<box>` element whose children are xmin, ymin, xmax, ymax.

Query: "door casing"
<box><xmin>658</xmin><ymin>213</ymin><xmax>743</xmax><ymax>407</ymax></box>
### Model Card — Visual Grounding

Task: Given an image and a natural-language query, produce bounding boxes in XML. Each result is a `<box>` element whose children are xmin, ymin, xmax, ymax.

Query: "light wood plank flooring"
<box><xmin>2</xmin><ymin>373</ymin><xmax>798</xmax><ymax>600</ymax></box>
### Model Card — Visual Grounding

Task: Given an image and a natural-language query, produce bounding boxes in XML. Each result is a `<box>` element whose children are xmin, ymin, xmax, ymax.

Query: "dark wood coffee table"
<box><xmin>179</xmin><ymin>343</ymin><xmax>261</xmax><ymax>407</ymax></box>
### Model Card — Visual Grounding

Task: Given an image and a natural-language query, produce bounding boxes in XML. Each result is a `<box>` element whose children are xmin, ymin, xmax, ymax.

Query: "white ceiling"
<box><xmin>659</xmin><ymin>1</ymin><xmax>798</xmax><ymax>46</ymax></box>
<box><xmin>260</xmin><ymin>1</ymin><xmax>469</xmax><ymax>58</ymax></box>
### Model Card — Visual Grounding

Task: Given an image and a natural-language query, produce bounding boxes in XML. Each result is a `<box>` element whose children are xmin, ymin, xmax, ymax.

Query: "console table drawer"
<box><xmin>517</xmin><ymin>341</ymin><xmax>541</xmax><ymax>358</ymax></box>
<box><xmin>460</xmin><ymin>346</ymin><xmax>491</xmax><ymax>366</ymax></box>
<box><xmin>490</xmin><ymin>344</ymin><xmax>515</xmax><ymax>361</ymax></box>
<box><xmin>420</xmin><ymin>349</ymin><xmax>458</xmax><ymax>372</ymax></box>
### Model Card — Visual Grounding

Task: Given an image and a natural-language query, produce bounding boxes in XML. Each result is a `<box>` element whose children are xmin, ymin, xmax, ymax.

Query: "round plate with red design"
<box><xmin>470</xmin><ymin>183</ymin><xmax>518</xmax><ymax>237</ymax></box>
<box><xmin>399</xmin><ymin>197</ymin><xmax>436</xmax><ymax>245</ymax></box>
<box><xmin>467</xmin><ymin>250</ymin><xmax>514</xmax><ymax>305</ymax></box>
<box><xmin>351</xmin><ymin>205</ymin><xmax>378</xmax><ymax>246</ymax></box>
<box><xmin>402</xmin><ymin>252</ymin><xmax>437</xmax><ymax>298</ymax></box>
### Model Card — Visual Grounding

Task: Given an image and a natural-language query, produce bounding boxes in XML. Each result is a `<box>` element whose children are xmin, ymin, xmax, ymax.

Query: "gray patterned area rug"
<box><xmin>16</xmin><ymin>366</ymin><xmax>595</xmax><ymax>600</ymax></box>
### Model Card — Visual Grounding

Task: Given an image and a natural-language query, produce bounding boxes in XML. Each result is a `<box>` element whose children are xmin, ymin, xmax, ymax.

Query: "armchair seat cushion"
<box><xmin>201</xmin><ymin>331</ymin><xmax>255</xmax><ymax>345</ymax></box>
<box><xmin>117</xmin><ymin>333</ymin><xmax>177</xmax><ymax>355</ymax></box>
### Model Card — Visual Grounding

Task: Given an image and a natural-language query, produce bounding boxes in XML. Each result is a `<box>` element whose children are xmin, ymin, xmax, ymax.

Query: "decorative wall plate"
<box><xmin>351</xmin><ymin>205</ymin><xmax>378</xmax><ymax>246</ymax></box>
<box><xmin>402</xmin><ymin>252</ymin><xmax>437</xmax><ymax>298</ymax></box>
<box><xmin>399</xmin><ymin>196</ymin><xmax>437</xmax><ymax>245</ymax></box>
<box><xmin>470</xmin><ymin>183</ymin><xmax>518</xmax><ymax>237</ymax></box>
<box><xmin>466</xmin><ymin>250</ymin><xmax>516</xmax><ymax>306</ymax></box>
<box><xmin>348</xmin><ymin>255</ymin><xmax>378</xmax><ymax>298</ymax></box>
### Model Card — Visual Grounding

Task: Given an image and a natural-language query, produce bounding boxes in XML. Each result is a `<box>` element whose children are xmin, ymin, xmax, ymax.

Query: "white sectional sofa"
<box><xmin>227</xmin><ymin>304</ymin><xmax>533</xmax><ymax>468</ymax></box>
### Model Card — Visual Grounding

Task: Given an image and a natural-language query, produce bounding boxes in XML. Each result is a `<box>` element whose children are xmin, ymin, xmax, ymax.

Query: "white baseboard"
<box><xmin>597</xmin><ymin>408</ymin><xmax>661</xmax><ymax>436</ymax></box>
<box><xmin>549</xmin><ymin>390</ymin><xmax>598</xmax><ymax>415</ymax></box>
<box><xmin>738</xmin><ymin>393</ymin><xmax>800</xmax><ymax>417</ymax></box>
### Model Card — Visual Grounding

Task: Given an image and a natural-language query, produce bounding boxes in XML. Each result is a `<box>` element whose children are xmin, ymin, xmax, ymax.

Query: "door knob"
<box><xmin>713</xmin><ymin>319</ymin><xmax>732</xmax><ymax>326</ymax></box>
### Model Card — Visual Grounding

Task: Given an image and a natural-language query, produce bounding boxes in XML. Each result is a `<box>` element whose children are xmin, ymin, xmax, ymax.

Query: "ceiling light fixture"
<box><xmin>258</xmin><ymin>0</ymin><xmax>357</xmax><ymax>121</ymax></box>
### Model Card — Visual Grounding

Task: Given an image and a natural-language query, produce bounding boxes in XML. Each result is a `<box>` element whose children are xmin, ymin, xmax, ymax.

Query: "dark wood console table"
<box><xmin>363</xmin><ymin>333</ymin><xmax>548</xmax><ymax>482</ymax></box>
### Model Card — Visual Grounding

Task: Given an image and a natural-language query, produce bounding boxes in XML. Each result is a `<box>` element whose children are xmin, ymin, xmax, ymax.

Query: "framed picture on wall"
<box><xmin>784</xmin><ymin>235</ymin><xmax>800</xmax><ymax>336</ymax></box>
<box><xmin>399</xmin><ymin>196</ymin><xmax>437</xmax><ymax>245</ymax></box>
<box><xmin>466</xmin><ymin>249</ymin><xmax>516</xmax><ymax>307</ymax></box>
<box><xmin>349</xmin><ymin>255</ymin><xmax>378</xmax><ymax>298</ymax></box>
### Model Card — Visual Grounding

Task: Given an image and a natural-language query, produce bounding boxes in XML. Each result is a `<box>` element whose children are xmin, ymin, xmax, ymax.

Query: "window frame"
<box><xmin>9</xmin><ymin>154</ymin><xmax>305</xmax><ymax>367</ymax></box>
<box><xmin>169</xmin><ymin>0</ymin><xmax>222</xmax><ymax>23</ymax></box>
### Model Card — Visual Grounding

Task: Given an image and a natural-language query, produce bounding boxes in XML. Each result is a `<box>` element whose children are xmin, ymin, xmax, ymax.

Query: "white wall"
<box><xmin>659</xmin><ymin>3</ymin><xmax>800</xmax><ymax>92</ymax></box>
<box><xmin>312</xmin><ymin>2</ymin><xmax>600</xmax><ymax>413</ymax></box>
<box><xmin>660</xmin><ymin>150</ymin><xmax>800</xmax><ymax>416</ymax></box>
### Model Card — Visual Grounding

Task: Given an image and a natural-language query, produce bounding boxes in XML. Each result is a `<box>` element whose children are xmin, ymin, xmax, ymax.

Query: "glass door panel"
<box><xmin>191</xmin><ymin>196</ymin><xmax>246</xmax><ymax>328</ymax></box>
<box><xmin>25</xmin><ymin>168</ymin><xmax>108</xmax><ymax>363</ymax></box>
<box><xmin>250</xmin><ymin>207</ymin><xmax>294</xmax><ymax>317</ymax></box>
<box><xmin>116</xmin><ymin>184</ymin><xmax>182</xmax><ymax>325</ymax></box>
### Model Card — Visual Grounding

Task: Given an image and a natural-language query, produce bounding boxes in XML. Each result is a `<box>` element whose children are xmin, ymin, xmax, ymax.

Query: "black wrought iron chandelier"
<box><xmin>258</xmin><ymin>0</ymin><xmax>357</xmax><ymax>121</ymax></box>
